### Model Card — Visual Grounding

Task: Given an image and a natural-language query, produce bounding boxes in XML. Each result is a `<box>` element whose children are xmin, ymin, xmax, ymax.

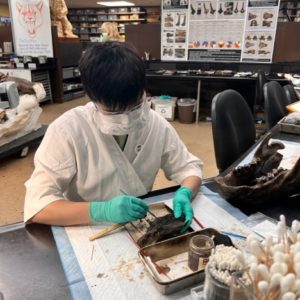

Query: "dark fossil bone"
<box><xmin>0</xmin><ymin>72</ymin><xmax>36</xmax><ymax>95</ymax></box>
<box><xmin>215</xmin><ymin>133</ymin><xmax>300</xmax><ymax>205</ymax></box>
<box><xmin>218</xmin><ymin>3</ymin><xmax>223</xmax><ymax>14</ymax></box>
<box><xmin>137</xmin><ymin>214</ymin><xmax>186</xmax><ymax>247</ymax></box>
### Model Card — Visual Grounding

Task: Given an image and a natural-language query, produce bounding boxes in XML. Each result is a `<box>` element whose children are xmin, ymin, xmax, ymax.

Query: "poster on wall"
<box><xmin>241</xmin><ymin>0</ymin><xmax>280</xmax><ymax>62</ymax></box>
<box><xmin>160</xmin><ymin>0</ymin><xmax>280</xmax><ymax>62</ymax></box>
<box><xmin>9</xmin><ymin>0</ymin><xmax>53</xmax><ymax>57</ymax></box>
<box><xmin>161</xmin><ymin>0</ymin><xmax>190</xmax><ymax>61</ymax></box>
<box><xmin>187</xmin><ymin>0</ymin><xmax>247</xmax><ymax>62</ymax></box>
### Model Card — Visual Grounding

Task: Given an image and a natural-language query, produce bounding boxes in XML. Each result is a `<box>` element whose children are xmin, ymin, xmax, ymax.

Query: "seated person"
<box><xmin>24</xmin><ymin>42</ymin><xmax>203</xmax><ymax>227</ymax></box>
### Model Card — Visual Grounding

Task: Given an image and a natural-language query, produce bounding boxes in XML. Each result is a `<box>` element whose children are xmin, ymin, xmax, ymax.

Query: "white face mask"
<box><xmin>94</xmin><ymin>94</ymin><xmax>151</xmax><ymax>135</ymax></box>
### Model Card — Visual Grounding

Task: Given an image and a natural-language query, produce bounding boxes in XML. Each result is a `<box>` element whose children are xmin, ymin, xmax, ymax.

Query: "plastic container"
<box><xmin>204</xmin><ymin>266</ymin><xmax>230</xmax><ymax>300</ymax></box>
<box><xmin>151</xmin><ymin>96</ymin><xmax>177</xmax><ymax>121</ymax></box>
<box><xmin>188</xmin><ymin>235</ymin><xmax>214</xmax><ymax>271</ymax></box>
<box><xmin>204</xmin><ymin>267</ymin><xmax>253</xmax><ymax>300</ymax></box>
<box><xmin>177</xmin><ymin>98</ymin><xmax>196</xmax><ymax>124</ymax></box>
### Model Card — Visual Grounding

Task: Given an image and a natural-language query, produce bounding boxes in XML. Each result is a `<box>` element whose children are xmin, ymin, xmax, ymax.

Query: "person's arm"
<box><xmin>31</xmin><ymin>195</ymin><xmax>149</xmax><ymax>226</ymax></box>
<box><xmin>173</xmin><ymin>176</ymin><xmax>201</xmax><ymax>226</ymax></box>
<box><xmin>31</xmin><ymin>200</ymin><xmax>91</xmax><ymax>226</ymax></box>
<box><xmin>180</xmin><ymin>175</ymin><xmax>202</xmax><ymax>198</ymax></box>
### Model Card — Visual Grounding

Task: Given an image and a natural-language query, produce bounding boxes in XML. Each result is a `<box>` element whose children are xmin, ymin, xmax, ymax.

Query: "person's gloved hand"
<box><xmin>89</xmin><ymin>195</ymin><xmax>149</xmax><ymax>223</ymax></box>
<box><xmin>173</xmin><ymin>186</ymin><xmax>193</xmax><ymax>231</ymax></box>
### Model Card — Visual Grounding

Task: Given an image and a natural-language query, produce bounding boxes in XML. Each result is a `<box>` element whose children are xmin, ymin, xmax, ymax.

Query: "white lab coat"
<box><xmin>24</xmin><ymin>102</ymin><xmax>203</xmax><ymax>222</ymax></box>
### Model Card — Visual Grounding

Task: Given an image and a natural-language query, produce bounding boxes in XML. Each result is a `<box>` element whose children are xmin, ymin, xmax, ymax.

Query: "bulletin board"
<box><xmin>161</xmin><ymin>0</ymin><xmax>281</xmax><ymax>63</ymax></box>
<box><xmin>9</xmin><ymin>0</ymin><xmax>54</xmax><ymax>57</ymax></box>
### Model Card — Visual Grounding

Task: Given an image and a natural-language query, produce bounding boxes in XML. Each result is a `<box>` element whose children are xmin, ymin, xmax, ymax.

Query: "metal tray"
<box><xmin>278</xmin><ymin>119</ymin><xmax>300</xmax><ymax>135</ymax></box>
<box><xmin>138</xmin><ymin>228</ymin><xmax>219</xmax><ymax>295</ymax></box>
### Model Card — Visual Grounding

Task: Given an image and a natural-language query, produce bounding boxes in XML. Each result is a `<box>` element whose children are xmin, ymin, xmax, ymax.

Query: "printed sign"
<box><xmin>241</xmin><ymin>0</ymin><xmax>281</xmax><ymax>63</ymax></box>
<box><xmin>161</xmin><ymin>0</ymin><xmax>281</xmax><ymax>63</ymax></box>
<box><xmin>9</xmin><ymin>0</ymin><xmax>53</xmax><ymax>57</ymax></box>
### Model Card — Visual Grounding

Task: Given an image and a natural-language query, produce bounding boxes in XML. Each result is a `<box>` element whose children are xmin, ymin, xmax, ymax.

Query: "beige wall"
<box><xmin>0</xmin><ymin>4</ymin><xmax>9</xmax><ymax>17</ymax></box>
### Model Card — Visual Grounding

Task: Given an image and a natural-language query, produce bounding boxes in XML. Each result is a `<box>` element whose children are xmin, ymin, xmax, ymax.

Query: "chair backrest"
<box><xmin>254</xmin><ymin>70</ymin><xmax>268</xmax><ymax>109</ymax></box>
<box><xmin>284</xmin><ymin>84</ymin><xmax>299</xmax><ymax>104</ymax></box>
<box><xmin>211</xmin><ymin>89</ymin><xmax>256</xmax><ymax>173</ymax></box>
<box><xmin>263</xmin><ymin>81</ymin><xmax>289</xmax><ymax>129</ymax></box>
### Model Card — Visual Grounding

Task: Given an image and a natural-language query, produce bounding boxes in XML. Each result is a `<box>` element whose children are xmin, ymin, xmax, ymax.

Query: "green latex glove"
<box><xmin>173</xmin><ymin>186</ymin><xmax>193</xmax><ymax>230</ymax></box>
<box><xmin>89</xmin><ymin>195</ymin><xmax>149</xmax><ymax>223</ymax></box>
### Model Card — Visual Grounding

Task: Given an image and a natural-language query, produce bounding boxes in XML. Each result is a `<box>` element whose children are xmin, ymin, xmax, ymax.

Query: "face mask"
<box><xmin>94</xmin><ymin>95</ymin><xmax>151</xmax><ymax>135</ymax></box>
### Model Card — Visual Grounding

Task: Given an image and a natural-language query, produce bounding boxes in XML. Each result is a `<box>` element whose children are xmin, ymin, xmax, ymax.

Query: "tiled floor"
<box><xmin>0</xmin><ymin>97</ymin><xmax>218</xmax><ymax>225</ymax></box>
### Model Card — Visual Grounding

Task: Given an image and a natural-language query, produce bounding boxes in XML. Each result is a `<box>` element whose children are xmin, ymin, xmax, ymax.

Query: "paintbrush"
<box><xmin>89</xmin><ymin>202</ymin><xmax>166</xmax><ymax>241</ymax></box>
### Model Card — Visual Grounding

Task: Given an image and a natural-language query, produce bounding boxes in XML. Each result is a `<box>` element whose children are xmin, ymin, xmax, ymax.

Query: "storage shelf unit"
<box><xmin>68</xmin><ymin>7</ymin><xmax>147</xmax><ymax>41</ymax></box>
<box><xmin>278</xmin><ymin>0</ymin><xmax>300</xmax><ymax>22</ymax></box>
<box><xmin>62</xmin><ymin>66</ymin><xmax>84</xmax><ymax>102</ymax></box>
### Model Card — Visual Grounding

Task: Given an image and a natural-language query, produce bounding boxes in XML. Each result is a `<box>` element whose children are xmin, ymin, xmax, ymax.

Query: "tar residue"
<box><xmin>137</xmin><ymin>214</ymin><xmax>186</xmax><ymax>247</ymax></box>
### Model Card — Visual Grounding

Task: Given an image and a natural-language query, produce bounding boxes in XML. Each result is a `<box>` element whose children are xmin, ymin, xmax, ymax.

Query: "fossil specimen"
<box><xmin>203</xmin><ymin>3</ymin><xmax>209</xmax><ymax>14</ymax></box>
<box><xmin>191</xmin><ymin>4</ymin><xmax>196</xmax><ymax>15</ymax></box>
<box><xmin>259</xmin><ymin>35</ymin><xmax>266</xmax><ymax>40</ymax></box>
<box><xmin>164</xmin><ymin>14</ymin><xmax>173</xmax><ymax>22</ymax></box>
<box><xmin>283</xmin><ymin>112</ymin><xmax>300</xmax><ymax>125</ymax></box>
<box><xmin>248</xmin><ymin>12</ymin><xmax>257</xmax><ymax>20</ymax></box>
<box><xmin>245</xmin><ymin>41</ymin><xmax>255</xmax><ymax>48</ymax></box>
<box><xmin>244</xmin><ymin>49</ymin><xmax>255</xmax><ymax>54</ymax></box>
<box><xmin>175</xmin><ymin>48</ymin><xmax>185</xmax><ymax>58</ymax></box>
<box><xmin>267</xmin><ymin>35</ymin><xmax>272</xmax><ymax>41</ymax></box>
<box><xmin>164</xmin><ymin>22</ymin><xmax>173</xmax><ymax>27</ymax></box>
<box><xmin>263</xmin><ymin>12</ymin><xmax>273</xmax><ymax>19</ymax></box>
<box><xmin>137</xmin><ymin>214</ymin><xmax>186</xmax><ymax>247</ymax></box>
<box><xmin>0</xmin><ymin>108</ymin><xmax>8</xmax><ymax>124</ymax></box>
<box><xmin>263</xmin><ymin>20</ymin><xmax>272</xmax><ymax>27</ymax></box>
<box><xmin>175</xmin><ymin>14</ymin><xmax>181</xmax><ymax>26</ymax></box>
<box><xmin>258</xmin><ymin>50</ymin><xmax>270</xmax><ymax>55</ymax></box>
<box><xmin>0</xmin><ymin>73</ymin><xmax>37</xmax><ymax>95</ymax></box>
<box><xmin>181</xmin><ymin>14</ymin><xmax>186</xmax><ymax>26</ymax></box>
<box><xmin>215</xmin><ymin>134</ymin><xmax>300</xmax><ymax>205</ymax></box>
<box><xmin>259</xmin><ymin>42</ymin><xmax>268</xmax><ymax>48</ymax></box>
<box><xmin>210</xmin><ymin>2</ymin><xmax>216</xmax><ymax>14</ymax></box>
<box><xmin>234</xmin><ymin>2</ymin><xmax>239</xmax><ymax>14</ymax></box>
<box><xmin>197</xmin><ymin>3</ymin><xmax>202</xmax><ymax>15</ymax></box>
<box><xmin>163</xmin><ymin>48</ymin><xmax>173</xmax><ymax>56</ymax></box>
<box><xmin>218</xmin><ymin>3</ymin><xmax>223</xmax><ymax>14</ymax></box>
<box><xmin>253</xmin><ymin>35</ymin><xmax>257</xmax><ymax>41</ymax></box>
<box><xmin>250</xmin><ymin>19</ymin><xmax>258</xmax><ymax>26</ymax></box>
<box><xmin>240</xmin><ymin>3</ymin><xmax>245</xmax><ymax>14</ymax></box>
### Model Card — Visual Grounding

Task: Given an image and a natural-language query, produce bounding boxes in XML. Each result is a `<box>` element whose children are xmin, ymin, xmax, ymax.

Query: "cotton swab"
<box><xmin>258</xmin><ymin>280</ymin><xmax>269</xmax><ymax>299</ymax></box>
<box><xmin>282</xmin><ymin>291</ymin><xmax>296</xmax><ymax>300</ymax></box>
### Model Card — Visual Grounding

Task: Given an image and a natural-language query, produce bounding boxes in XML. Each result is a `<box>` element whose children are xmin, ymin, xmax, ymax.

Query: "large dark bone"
<box><xmin>137</xmin><ymin>214</ymin><xmax>186</xmax><ymax>248</ymax></box>
<box><xmin>215</xmin><ymin>133</ymin><xmax>300</xmax><ymax>204</ymax></box>
<box><xmin>0</xmin><ymin>72</ymin><xmax>36</xmax><ymax>95</ymax></box>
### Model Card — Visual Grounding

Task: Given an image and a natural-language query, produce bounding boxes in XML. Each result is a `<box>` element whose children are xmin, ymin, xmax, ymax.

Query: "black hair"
<box><xmin>79</xmin><ymin>41</ymin><xmax>145</xmax><ymax>112</ymax></box>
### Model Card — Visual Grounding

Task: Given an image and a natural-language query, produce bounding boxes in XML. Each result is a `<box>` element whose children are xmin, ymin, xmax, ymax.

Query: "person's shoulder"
<box><xmin>150</xmin><ymin>109</ymin><xmax>173</xmax><ymax>128</ymax></box>
<box><xmin>48</xmin><ymin>102</ymin><xmax>94</xmax><ymax>133</ymax></box>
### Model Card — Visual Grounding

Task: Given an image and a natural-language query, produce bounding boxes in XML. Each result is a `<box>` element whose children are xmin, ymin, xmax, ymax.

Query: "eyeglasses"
<box><xmin>95</xmin><ymin>97</ymin><xmax>149</xmax><ymax>115</ymax></box>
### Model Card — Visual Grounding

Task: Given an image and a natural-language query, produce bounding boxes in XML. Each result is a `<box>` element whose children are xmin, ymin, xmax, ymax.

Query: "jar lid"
<box><xmin>178</xmin><ymin>98</ymin><xmax>196</xmax><ymax>106</ymax></box>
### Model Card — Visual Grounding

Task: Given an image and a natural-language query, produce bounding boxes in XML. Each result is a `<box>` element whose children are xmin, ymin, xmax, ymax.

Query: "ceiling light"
<box><xmin>97</xmin><ymin>1</ymin><xmax>134</xmax><ymax>6</ymax></box>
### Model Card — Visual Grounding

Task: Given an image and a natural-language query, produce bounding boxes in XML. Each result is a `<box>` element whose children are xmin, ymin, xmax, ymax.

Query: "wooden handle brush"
<box><xmin>89</xmin><ymin>202</ymin><xmax>166</xmax><ymax>241</ymax></box>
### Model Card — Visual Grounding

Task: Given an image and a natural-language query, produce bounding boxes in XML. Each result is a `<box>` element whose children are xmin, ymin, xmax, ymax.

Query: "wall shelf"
<box><xmin>68</xmin><ymin>7</ymin><xmax>147</xmax><ymax>42</ymax></box>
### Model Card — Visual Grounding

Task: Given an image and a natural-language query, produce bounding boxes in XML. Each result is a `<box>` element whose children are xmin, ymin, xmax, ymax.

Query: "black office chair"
<box><xmin>254</xmin><ymin>70</ymin><xmax>268</xmax><ymax>112</ymax></box>
<box><xmin>263</xmin><ymin>81</ymin><xmax>289</xmax><ymax>130</ymax></box>
<box><xmin>211</xmin><ymin>89</ymin><xmax>256</xmax><ymax>173</ymax></box>
<box><xmin>284</xmin><ymin>84</ymin><xmax>299</xmax><ymax>104</ymax></box>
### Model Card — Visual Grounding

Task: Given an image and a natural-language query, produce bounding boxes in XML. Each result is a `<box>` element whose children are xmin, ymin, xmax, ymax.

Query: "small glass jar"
<box><xmin>188</xmin><ymin>235</ymin><xmax>214</xmax><ymax>272</ymax></box>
